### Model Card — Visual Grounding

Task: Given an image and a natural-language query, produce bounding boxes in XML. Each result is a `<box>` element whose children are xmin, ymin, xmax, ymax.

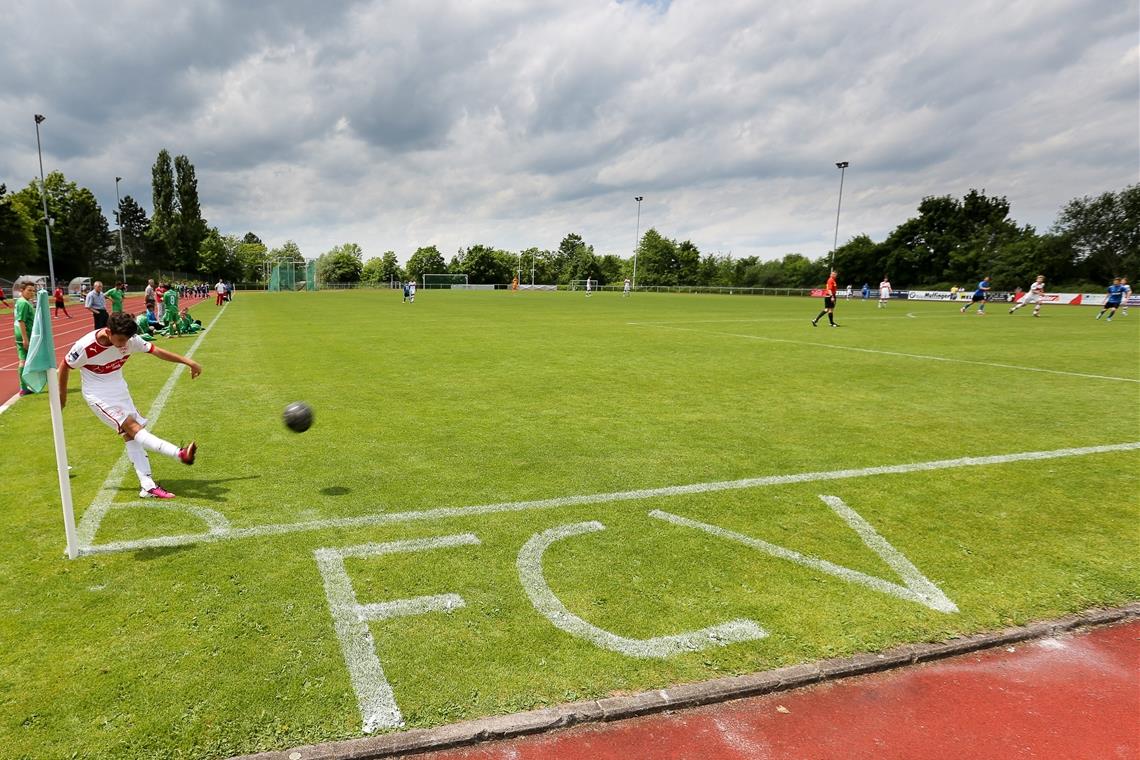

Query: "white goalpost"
<box><xmin>423</xmin><ymin>273</ymin><xmax>469</xmax><ymax>289</ymax></box>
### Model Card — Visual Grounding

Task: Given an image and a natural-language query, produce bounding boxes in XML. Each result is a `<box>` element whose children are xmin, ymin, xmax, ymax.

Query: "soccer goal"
<box><xmin>569</xmin><ymin>279</ymin><xmax>596</xmax><ymax>291</ymax></box>
<box><xmin>423</xmin><ymin>273</ymin><xmax>469</xmax><ymax>289</ymax></box>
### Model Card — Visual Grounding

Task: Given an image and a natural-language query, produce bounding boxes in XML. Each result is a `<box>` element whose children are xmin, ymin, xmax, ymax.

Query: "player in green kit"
<box><xmin>162</xmin><ymin>285</ymin><xmax>181</xmax><ymax>336</ymax></box>
<box><xmin>105</xmin><ymin>282</ymin><xmax>125</xmax><ymax>313</ymax></box>
<box><xmin>135</xmin><ymin>313</ymin><xmax>158</xmax><ymax>342</ymax></box>
<box><xmin>12</xmin><ymin>279</ymin><xmax>38</xmax><ymax>396</ymax></box>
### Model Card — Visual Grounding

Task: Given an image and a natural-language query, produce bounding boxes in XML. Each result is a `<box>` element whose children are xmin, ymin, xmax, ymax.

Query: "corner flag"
<box><xmin>22</xmin><ymin>287</ymin><xmax>79</xmax><ymax>559</ymax></box>
<box><xmin>21</xmin><ymin>289</ymin><xmax>55</xmax><ymax>392</ymax></box>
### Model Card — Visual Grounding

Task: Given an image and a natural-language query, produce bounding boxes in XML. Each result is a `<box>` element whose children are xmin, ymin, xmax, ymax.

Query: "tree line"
<box><xmin>3</xmin><ymin>157</ymin><xmax>1135</xmax><ymax>292</ymax></box>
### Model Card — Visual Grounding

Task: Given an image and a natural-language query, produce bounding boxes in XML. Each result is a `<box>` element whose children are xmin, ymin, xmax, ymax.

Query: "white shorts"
<box><xmin>1021</xmin><ymin>293</ymin><xmax>1041</xmax><ymax>304</ymax></box>
<box><xmin>84</xmin><ymin>389</ymin><xmax>147</xmax><ymax>433</ymax></box>
<box><xmin>879</xmin><ymin>290</ymin><xmax>890</xmax><ymax>299</ymax></box>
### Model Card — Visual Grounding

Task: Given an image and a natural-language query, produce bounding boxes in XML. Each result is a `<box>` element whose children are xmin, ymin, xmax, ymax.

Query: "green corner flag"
<box><xmin>21</xmin><ymin>288</ymin><xmax>56</xmax><ymax>393</ymax></box>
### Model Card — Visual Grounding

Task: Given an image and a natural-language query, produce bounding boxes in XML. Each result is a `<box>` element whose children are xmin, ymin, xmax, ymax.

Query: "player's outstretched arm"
<box><xmin>57</xmin><ymin>359</ymin><xmax>70</xmax><ymax>408</ymax></box>
<box><xmin>149</xmin><ymin>345</ymin><xmax>202</xmax><ymax>379</ymax></box>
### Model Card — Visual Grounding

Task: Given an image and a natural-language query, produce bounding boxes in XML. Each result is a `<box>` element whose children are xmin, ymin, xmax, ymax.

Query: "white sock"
<box><xmin>133</xmin><ymin>428</ymin><xmax>181</xmax><ymax>459</ymax></box>
<box><xmin>125</xmin><ymin>439</ymin><xmax>157</xmax><ymax>490</ymax></box>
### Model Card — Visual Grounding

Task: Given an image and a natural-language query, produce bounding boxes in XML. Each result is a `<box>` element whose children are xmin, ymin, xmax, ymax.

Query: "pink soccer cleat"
<box><xmin>178</xmin><ymin>441</ymin><xmax>197</xmax><ymax>465</ymax></box>
<box><xmin>140</xmin><ymin>485</ymin><xmax>176</xmax><ymax>499</ymax></box>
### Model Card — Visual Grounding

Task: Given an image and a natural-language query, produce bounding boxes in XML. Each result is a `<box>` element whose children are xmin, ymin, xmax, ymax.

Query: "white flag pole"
<box><xmin>48</xmin><ymin>366</ymin><xmax>78</xmax><ymax>559</ymax></box>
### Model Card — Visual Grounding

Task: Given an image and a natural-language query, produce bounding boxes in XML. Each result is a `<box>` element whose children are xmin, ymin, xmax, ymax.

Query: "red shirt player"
<box><xmin>812</xmin><ymin>269</ymin><xmax>841</xmax><ymax>327</ymax></box>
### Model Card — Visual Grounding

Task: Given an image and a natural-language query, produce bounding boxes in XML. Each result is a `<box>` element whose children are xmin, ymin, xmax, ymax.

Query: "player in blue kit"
<box><xmin>1095</xmin><ymin>278</ymin><xmax>1125</xmax><ymax>321</ymax></box>
<box><xmin>959</xmin><ymin>276</ymin><xmax>991</xmax><ymax>315</ymax></box>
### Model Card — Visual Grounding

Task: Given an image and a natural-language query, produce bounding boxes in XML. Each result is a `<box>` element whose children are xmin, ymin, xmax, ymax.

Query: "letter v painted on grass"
<box><xmin>650</xmin><ymin>496</ymin><xmax>958</xmax><ymax>614</ymax></box>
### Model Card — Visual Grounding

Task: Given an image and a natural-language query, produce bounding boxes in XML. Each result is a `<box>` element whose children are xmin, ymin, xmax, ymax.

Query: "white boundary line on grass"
<box><xmin>627</xmin><ymin>322</ymin><xmax>1140</xmax><ymax>383</ymax></box>
<box><xmin>76</xmin><ymin>303</ymin><xmax>229</xmax><ymax>548</ymax></box>
<box><xmin>79</xmin><ymin>440</ymin><xmax>1140</xmax><ymax>556</ymax></box>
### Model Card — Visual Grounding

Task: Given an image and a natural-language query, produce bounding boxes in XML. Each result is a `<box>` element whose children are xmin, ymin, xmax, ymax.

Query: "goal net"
<box><xmin>569</xmin><ymin>279</ymin><xmax>596</xmax><ymax>291</ymax></box>
<box><xmin>268</xmin><ymin>260</ymin><xmax>317</xmax><ymax>291</ymax></box>
<box><xmin>423</xmin><ymin>273</ymin><xmax>469</xmax><ymax>289</ymax></box>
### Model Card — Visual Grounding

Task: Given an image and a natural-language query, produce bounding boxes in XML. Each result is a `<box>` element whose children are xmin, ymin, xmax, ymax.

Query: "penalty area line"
<box><xmin>78</xmin><ymin>440</ymin><xmax>1140</xmax><ymax>556</ymax></box>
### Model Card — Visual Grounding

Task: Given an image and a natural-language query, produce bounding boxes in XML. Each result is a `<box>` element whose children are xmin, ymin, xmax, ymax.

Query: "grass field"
<box><xmin>1</xmin><ymin>289</ymin><xmax>1137</xmax><ymax>759</ymax></box>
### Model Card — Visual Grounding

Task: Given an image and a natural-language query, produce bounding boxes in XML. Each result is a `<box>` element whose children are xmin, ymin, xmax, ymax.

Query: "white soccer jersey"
<box><xmin>586</xmin><ymin>279</ymin><xmax>593</xmax><ymax>291</ymax></box>
<box><xmin>66</xmin><ymin>330</ymin><xmax>154</xmax><ymax>397</ymax></box>
<box><xmin>1030</xmin><ymin>281</ymin><xmax>1045</xmax><ymax>295</ymax></box>
<box><xmin>879</xmin><ymin>281</ymin><xmax>891</xmax><ymax>296</ymax></box>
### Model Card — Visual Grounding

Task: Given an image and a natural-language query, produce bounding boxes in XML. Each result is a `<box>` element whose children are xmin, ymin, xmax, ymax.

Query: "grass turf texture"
<box><xmin>1</xmin><ymin>290</ymin><xmax>1137</xmax><ymax>759</ymax></box>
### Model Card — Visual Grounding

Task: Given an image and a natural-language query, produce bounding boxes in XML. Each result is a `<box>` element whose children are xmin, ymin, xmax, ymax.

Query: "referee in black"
<box><xmin>812</xmin><ymin>269</ymin><xmax>840</xmax><ymax>327</ymax></box>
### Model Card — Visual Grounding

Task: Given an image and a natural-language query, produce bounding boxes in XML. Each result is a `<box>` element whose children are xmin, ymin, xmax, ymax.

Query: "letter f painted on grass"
<box><xmin>651</xmin><ymin>496</ymin><xmax>958</xmax><ymax>614</ymax></box>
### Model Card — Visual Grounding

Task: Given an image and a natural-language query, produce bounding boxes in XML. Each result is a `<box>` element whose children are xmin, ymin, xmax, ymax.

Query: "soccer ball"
<box><xmin>283</xmin><ymin>402</ymin><xmax>314</xmax><ymax>433</ymax></box>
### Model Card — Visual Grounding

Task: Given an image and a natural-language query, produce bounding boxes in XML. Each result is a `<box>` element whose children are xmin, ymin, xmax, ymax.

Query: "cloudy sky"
<box><xmin>1</xmin><ymin>0</ymin><xmax>1136</xmax><ymax>264</ymax></box>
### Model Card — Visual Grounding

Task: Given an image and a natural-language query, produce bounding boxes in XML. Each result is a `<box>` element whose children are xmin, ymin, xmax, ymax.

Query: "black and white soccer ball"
<box><xmin>283</xmin><ymin>401</ymin><xmax>314</xmax><ymax>433</ymax></box>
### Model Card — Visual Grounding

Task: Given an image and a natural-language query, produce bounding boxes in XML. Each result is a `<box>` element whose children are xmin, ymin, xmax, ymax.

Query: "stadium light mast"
<box><xmin>115</xmin><ymin>177</ymin><xmax>128</xmax><ymax>285</ymax></box>
<box><xmin>831</xmin><ymin>161</ymin><xmax>849</xmax><ymax>268</ymax></box>
<box><xmin>632</xmin><ymin>196</ymin><xmax>644</xmax><ymax>289</ymax></box>
<box><xmin>34</xmin><ymin>114</ymin><xmax>58</xmax><ymax>291</ymax></box>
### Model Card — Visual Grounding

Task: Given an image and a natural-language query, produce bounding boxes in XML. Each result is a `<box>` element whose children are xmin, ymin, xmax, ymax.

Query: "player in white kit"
<box><xmin>1009</xmin><ymin>275</ymin><xmax>1046</xmax><ymax>317</ymax></box>
<box><xmin>878</xmin><ymin>277</ymin><xmax>892</xmax><ymax>308</ymax></box>
<box><xmin>1121</xmin><ymin>277</ymin><xmax>1131</xmax><ymax>316</ymax></box>
<box><xmin>58</xmin><ymin>312</ymin><xmax>202</xmax><ymax>499</ymax></box>
<box><xmin>623</xmin><ymin>278</ymin><xmax>631</xmax><ymax>297</ymax></box>
<box><xmin>585</xmin><ymin>278</ymin><xmax>593</xmax><ymax>297</ymax></box>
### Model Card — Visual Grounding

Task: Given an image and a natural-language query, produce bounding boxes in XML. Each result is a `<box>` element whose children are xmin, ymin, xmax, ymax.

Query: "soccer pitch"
<box><xmin>2</xmin><ymin>290</ymin><xmax>1137</xmax><ymax>759</ymax></box>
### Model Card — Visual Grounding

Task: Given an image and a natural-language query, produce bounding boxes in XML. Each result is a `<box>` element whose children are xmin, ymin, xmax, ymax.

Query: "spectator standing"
<box><xmin>145</xmin><ymin>279</ymin><xmax>156</xmax><ymax>315</ymax></box>
<box><xmin>215</xmin><ymin>279</ymin><xmax>226</xmax><ymax>306</ymax></box>
<box><xmin>13</xmin><ymin>279</ymin><xmax>38</xmax><ymax>395</ymax></box>
<box><xmin>85</xmin><ymin>280</ymin><xmax>109</xmax><ymax>329</ymax></box>
<box><xmin>105</xmin><ymin>282</ymin><xmax>125</xmax><ymax>314</ymax></box>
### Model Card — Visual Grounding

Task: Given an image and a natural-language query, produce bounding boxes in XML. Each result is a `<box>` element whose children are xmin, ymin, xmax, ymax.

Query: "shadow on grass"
<box><xmin>320</xmin><ymin>486</ymin><xmax>351</xmax><ymax>496</ymax></box>
<box><xmin>112</xmin><ymin>475</ymin><xmax>261</xmax><ymax>502</ymax></box>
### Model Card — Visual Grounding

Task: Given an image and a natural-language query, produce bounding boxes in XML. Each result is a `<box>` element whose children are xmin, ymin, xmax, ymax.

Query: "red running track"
<box><xmin>0</xmin><ymin>294</ymin><xmax>213</xmax><ymax>405</ymax></box>
<box><xmin>418</xmin><ymin>620</ymin><xmax>1140</xmax><ymax>760</ymax></box>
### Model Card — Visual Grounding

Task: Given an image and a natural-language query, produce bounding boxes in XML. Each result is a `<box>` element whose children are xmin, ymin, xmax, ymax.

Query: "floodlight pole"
<box><xmin>34</xmin><ymin>115</ymin><xmax>58</xmax><ymax>291</ymax></box>
<box><xmin>831</xmin><ymin>161</ymin><xmax>849</xmax><ymax>268</ymax></box>
<box><xmin>632</xmin><ymin>196</ymin><xmax>643</xmax><ymax>289</ymax></box>
<box><xmin>115</xmin><ymin>177</ymin><xmax>128</xmax><ymax>285</ymax></box>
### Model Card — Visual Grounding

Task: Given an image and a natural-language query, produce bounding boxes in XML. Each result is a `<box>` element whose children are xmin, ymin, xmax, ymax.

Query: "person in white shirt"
<box><xmin>878</xmin><ymin>277</ymin><xmax>892</xmax><ymax>309</ymax></box>
<box><xmin>585</xmin><ymin>277</ymin><xmax>593</xmax><ymax>297</ymax></box>
<box><xmin>623</xmin><ymin>278</ymin><xmax>631</xmax><ymax>298</ymax></box>
<box><xmin>845</xmin><ymin>284</ymin><xmax>853</xmax><ymax>300</ymax></box>
<box><xmin>215</xmin><ymin>279</ymin><xmax>227</xmax><ymax>306</ymax></box>
<box><xmin>1121</xmin><ymin>277</ymin><xmax>1132</xmax><ymax>316</ymax></box>
<box><xmin>1009</xmin><ymin>275</ymin><xmax>1046</xmax><ymax>317</ymax></box>
<box><xmin>408</xmin><ymin>280</ymin><xmax>417</xmax><ymax>302</ymax></box>
<box><xmin>58</xmin><ymin>312</ymin><xmax>202</xmax><ymax>499</ymax></box>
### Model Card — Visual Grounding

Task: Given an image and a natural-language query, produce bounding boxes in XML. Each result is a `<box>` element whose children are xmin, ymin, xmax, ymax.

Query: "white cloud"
<box><xmin>1</xmin><ymin>0</ymin><xmax>1135</xmax><ymax>266</ymax></box>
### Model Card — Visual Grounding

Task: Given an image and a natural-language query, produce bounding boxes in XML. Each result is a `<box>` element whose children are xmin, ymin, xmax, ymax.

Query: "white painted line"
<box><xmin>517</xmin><ymin>521</ymin><xmax>767</xmax><ymax>658</ymax></box>
<box><xmin>76</xmin><ymin>303</ymin><xmax>230</xmax><ymax>550</ymax></box>
<box><xmin>630</xmin><ymin>323</ymin><xmax>1140</xmax><ymax>383</ymax></box>
<box><xmin>0</xmin><ymin>391</ymin><xmax>20</xmax><ymax>416</ymax></box>
<box><xmin>315</xmin><ymin>533</ymin><xmax>480</xmax><ymax>732</ymax></box>
<box><xmin>651</xmin><ymin>496</ymin><xmax>957</xmax><ymax>613</ymax></box>
<box><xmin>78</xmin><ymin>441</ymin><xmax>1140</xmax><ymax>556</ymax></box>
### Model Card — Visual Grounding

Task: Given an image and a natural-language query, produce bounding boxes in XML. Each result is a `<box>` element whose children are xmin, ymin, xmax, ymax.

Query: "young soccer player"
<box><xmin>878</xmin><ymin>277</ymin><xmax>892</xmax><ymax>309</ymax></box>
<box><xmin>53</xmin><ymin>284</ymin><xmax>72</xmax><ymax>318</ymax></box>
<box><xmin>960</xmin><ymin>276</ymin><xmax>991</xmax><ymax>314</ymax></box>
<box><xmin>812</xmin><ymin>269</ymin><xmax>840</xmax><ymax>327</ymax></box>
<box><xmin>1009</xmin><ymin>275</ymin><xmax>1046</xmax><ymax>317</ymax></box>
<box><xmin>402</xmin><ymin>281</ymin><xmax>410</xmax><ymax>302</ymax></box>
<box><xmin>408</xmin><ymin>279</ymin><xmax>416</xmax><ymax>302</ymax></box>
<box><xmin>585</xmin><ymin>277</ymin><xmax>593</xmax><ymax>297</ymax></box>
<box><xmin>13</xmin><ymin>279</ymin><xmax>38</xmax><ymax>396</ymax></box>
<box><xmin>1095</xmin><ymin>278</ymin><xmax>1125</xmax><ymax>321</ymax></box>
<box><xmin>623</xmin><ymin>278</ymin><xmax>631</xmax><ymax>297</ymax></box>
<box><xmin>58</xmin><ymin>312</ymin><xmax>200</xmax><ymax>500</ymax></box>
<box><xmin>162</xmin><ymin>285</ymin><xmax>181</xmax><ymax>336</ymax></box>
<box><xmin>845</xmin><ymin>284</ymin><xmax>853</xmax><ymax>300</ymax></box>
<box><xmin>104</xmin><ymin>282</ymin><xmax>125</xmax><ymax>313</ymax></box>
<box><xmin>1121</xmin><ymin>277</ymin><xmax>1132</xmax><ymax>316</ymax></box>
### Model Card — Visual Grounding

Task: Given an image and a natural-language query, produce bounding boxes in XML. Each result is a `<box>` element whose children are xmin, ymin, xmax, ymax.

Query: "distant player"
<box><xmin>960</xmin><ymin>276</ymin><xmax>991</xmax><ymax>314</ymax></box>
<box><xmin>585</xmin><ymin>278</ymin><xmax>593</xmax><ymax>297</ymax></box>
<box><xmin>214</xmin><ymin>278</ymin><xmax>226</xmax><ymax>306</ymax></box>
<box><xmin>878</xmin><ymin>277</ymin><xmax>892</xmax><ymax>309</ymax></box>
<box><xmin>845</xmin><ymin>284</ymin><xmax>853</xmax><ymax>300</ymax></box>
<box><xmin>950</xmin><ymin>285</ymin><xmax>959</xmax><ymax>301</ymax></box>
<box><xmin>1009</xmin><ymin>275</ymin><xmax>1046</xmax><ymax>317</ymax></box>
<box><xmin>58</xmin><ymin>312</ymin><xmax>200</xmax><ymax>500</ymax></box>
<box><xmin>623</xmin><ymin>278</ymin><xmax>631</xmax><ymax>297</ymax></box>
<box><xmin>402</xmin><ymin>281</ymin><xmax>410</xmax><ymax>302</ymax></box>
<box><xmin>408</xmin><ymin>279</ymin><xmax>416</xmax><ymax>302</ymax></box>
<box><xmin>13</xmin><ymin>279</ymin><xmax>38</xmax><ymax>396</ymax></box>
<box><xmin>1096</xmin><ymin>278</ymin><xmax>1125</xmax><ymax>322</ymax></box>
<box><xmin>812</xmin><ymin>269</ymin><xmax>840</xmax><ymax>327</ymax></box>
<box><xmin>861</xmin><ymin>283</ymin><xmax>870</xmax><ymax>300</ymax></box>
<box><xmin>1121</xmin><ymin>277</ymin><xmax>1131</xmax><ymax>316</ymax></box>
<box><xmin>53</xmin><ymin>284</ymin><xmax>72</xmax><ymax>318</ymax></box>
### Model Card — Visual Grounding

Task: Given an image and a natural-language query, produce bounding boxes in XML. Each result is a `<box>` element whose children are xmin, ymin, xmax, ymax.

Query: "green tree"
<box><xmin>554</xmin><ymin>233</ymin><xmax>590</xmax><ymax>284</ymax></box>
<box><xmin>236</xmin><ymin>240</ymin><xmax>269</xmax><ymax>282</ymax></box>
<box><xmin>451</xmin><ymin>244</ymin><xmax>513</xmax><ymax>284</ymax></box>
<box><xmin>242</xmin><ymin>232</ymin><xmax>263</xmax><ymax>245</ymax></box>
<box><xmin>362</xmin><ymin>251</ymin><xmax>404</xmax><ymax>285</ymax></box>
<box><xmin>58</xmin><ymin>187</ymin><xmax>112</xmax><ymax>275</ymax></box>
<box><xmin>0</xmin><ymin>184</ymin><xmax>38</xmax><ymax>274</ymax></box>
<box><xmin>317</xmin><ymin>243</ymin><xmax>364</xmax><ymax>283</ymax></box>
<box><xmin>634</xmin><ymin>228</ymin><xmax>676</xmax><ymax>285</ymax></box>
<box><xmin>199</xmin><ymin>230</ymin><xmax>242</xmax><ymax>281</ymax></box>
<box><xmin>405</xmin><ymin>245</ymin><xmax>446</xmax><ymax>282</ymax></box>
<box><xmin>1052</xmin><ymin>185</ymin><xmax>1139</xmax><ymax>282</ymax></box>
<box><xmin>597</xmin><ymin>254</ymin><xmax>626</xmax><ymax>285</ymax></box>
<box><xmin>10</xmin><ymin>171</ymin><xmax>76</xmax><ymax>274</ymax></box>
<box><xmin>174</xmin><ymin>155</ymin><xmax>207</xmax><ymax>273</ymax></box>
<box><xmin>150</xmin><ymin>150</ymin><xmax>177</xmax><ymax>268</ymax></box>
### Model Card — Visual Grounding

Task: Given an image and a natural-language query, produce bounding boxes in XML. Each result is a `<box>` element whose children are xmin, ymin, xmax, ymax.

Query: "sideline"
<box><xmin>80</xmin><ymin>440</ymin><xmax>1140</xmax><ymax>556</ymax></box>
<box><xmin>629</xmin><ymin>321</ymin><xmax>1140</xmax><ymax>383</ymax></box>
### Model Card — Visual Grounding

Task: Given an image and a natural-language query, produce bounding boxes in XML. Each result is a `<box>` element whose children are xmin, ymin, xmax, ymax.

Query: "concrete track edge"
<box><xmin>232</xmin><ymin>602</ymin><xmax>1140</xmax><ymax>760</ymax></box>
